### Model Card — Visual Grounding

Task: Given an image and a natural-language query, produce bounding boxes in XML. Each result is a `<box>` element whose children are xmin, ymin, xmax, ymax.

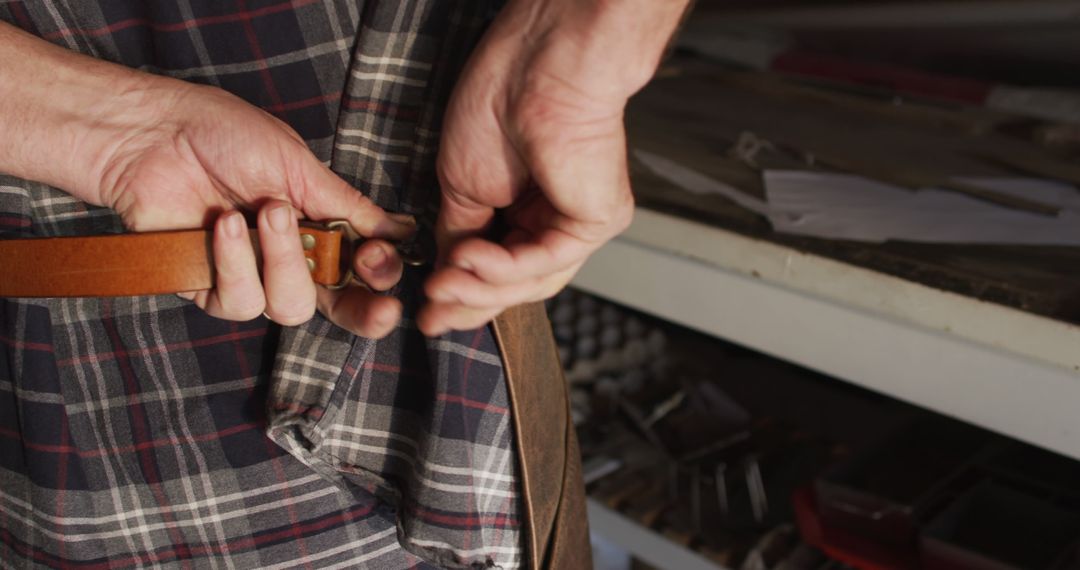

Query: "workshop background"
<box><xmin>566</xmin><ymin>1</ymin><xmax>1080</xmax><ymax>569</ymax></box>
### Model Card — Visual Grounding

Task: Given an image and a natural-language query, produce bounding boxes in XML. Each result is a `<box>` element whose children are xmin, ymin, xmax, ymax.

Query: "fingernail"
<box><xmin>360</xmin><ymin>245</ymin><xmax>387</xmax><ymax>271</ymax></box>
<box><xmin>268</xmin><ymin>203</ymin><xmax>293</xmax><ymax>233</ymax></box>
<box><xmin>389</xmin><ymin>213</ymin><xmax>416</xmax><ymax>227</ymax></box>
<box><xmin>224</xmin><ymin>212</ymin><xmax>244</xmax><ymax>239</ymax></box>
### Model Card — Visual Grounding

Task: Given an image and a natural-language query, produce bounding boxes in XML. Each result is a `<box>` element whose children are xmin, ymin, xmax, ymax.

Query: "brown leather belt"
<box><xmin>0</xmin><ymin>222</ymin><xmax>398</xmax><ymax>297</ymax></box>
<box><xmin>0</xmin><ymin>226</ymin><xmax>593</xmax><ymax>568</ymax></box>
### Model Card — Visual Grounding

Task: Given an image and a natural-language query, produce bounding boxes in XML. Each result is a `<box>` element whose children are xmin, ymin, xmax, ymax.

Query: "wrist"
<box><xmin>0</xmin><ymin>23</ymin><xmax>183</xmax><ymax>206</ymax></box>
<box><xmin>502</xmin><ymin>0</ymin><xmax>691</xmax><ymax>102</ymax></box>
<box><xmin>573</xmin><ymin>0</ymin><xmax>691</xmax><ymax>94</ymax></box>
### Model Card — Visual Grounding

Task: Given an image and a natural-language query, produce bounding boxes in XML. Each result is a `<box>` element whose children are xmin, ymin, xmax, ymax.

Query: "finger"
<box><xmin>201</xmin><ymin>211</ymin><xmax>266</xmax><ymax>321</ymax></box>
<box><xmin>178</xmin><ymin>289</ymin><xmax>212</xmax><ymax>308</ymax></box>
<box><xmin>417</xmin><ymin>302</ymin><xmax>502</xmax><ymax>337</ymax></box>
<box><xmin>353</xmin><ymin>239</ymin><xmax>403</xmax><ymax>293</ymax></box>
<box><xmin>316</xmin><ymin>286</ymin><xmax>403</xmax><ymax>339</ymax></box>
<box><xmin>258</xmin><ymin>201</ymin><xmax>317</xmax><ymax>326</ymax></box>
<box><xmin>434</xmin><ymin>186</ymin><xmax>496</xmax><ymax>266</ymax></box>
<box><xmin>425</xmin><ymin>266</ymin><xmax>539</xmax><ymax>308</ymax></box>
<box><xmin>293</xmin><ymin>156</ymin><xmax>415</xmax><ymax>240</ymax></box>
<box><xmin>448</xmin><ymin>227</ymin><xmax>599</xmax><ymax>286</ymax></box>
<box><xmin>427</xmin><ymin>263</ymin><xmax>580</xmax><ymax>309</ymax></box>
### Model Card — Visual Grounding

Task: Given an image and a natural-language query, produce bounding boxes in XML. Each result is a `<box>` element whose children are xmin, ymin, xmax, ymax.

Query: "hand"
<box><xmin>97</xmin><ymin>82</ymin><xmax>414</xmax><ymax>337</ymax></box>
<box><xmin>419</xmin><ymin>0</ymin><xmax>690</xmax><ymax>335</ymax></box>
<box><xmin>0</xmin><ymin>21</ymin><xmax>413</xmax><ymax>337</ymax></box>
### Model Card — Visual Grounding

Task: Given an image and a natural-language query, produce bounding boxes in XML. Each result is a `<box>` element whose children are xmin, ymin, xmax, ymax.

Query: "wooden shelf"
<box><xmin>572</xmin><ymin>207</ymin><xmax>1080</xmax><ymax>461</ymax></box>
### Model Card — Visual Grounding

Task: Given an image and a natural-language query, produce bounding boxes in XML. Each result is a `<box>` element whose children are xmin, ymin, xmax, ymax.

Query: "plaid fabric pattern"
<box><xmin>0</xmin><ymin>1</ymin><xmax>522</xmax><ymax>569</ymax></box>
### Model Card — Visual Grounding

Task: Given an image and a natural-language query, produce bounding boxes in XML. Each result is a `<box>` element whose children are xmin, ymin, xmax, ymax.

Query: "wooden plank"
<box><xmin>573</xmin><ymin>210</ymin><xmax>1080</xmax><ymax>462</ymax></box>
<box><xmin>626</xmin><ymin>59</ymin><xmax>1080</xmax><ymax>322</ymax></box>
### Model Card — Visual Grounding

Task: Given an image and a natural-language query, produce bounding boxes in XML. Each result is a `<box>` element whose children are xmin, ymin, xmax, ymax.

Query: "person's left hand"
<box><xmin>419</xmin><ymin>0</ymin><xmax>689</xmax><ymax>335</ymax></box>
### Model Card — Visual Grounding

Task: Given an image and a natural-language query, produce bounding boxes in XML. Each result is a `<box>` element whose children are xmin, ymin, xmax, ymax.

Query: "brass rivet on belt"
<box><xmin>300</xmin><ymin>234</ymin><xmax>317</xmax><ymax>250</ymax></box>
<box><xmin>306</xmin><ymin>258</ymin><xmax>316</xmax><ymax>272</ymax></box>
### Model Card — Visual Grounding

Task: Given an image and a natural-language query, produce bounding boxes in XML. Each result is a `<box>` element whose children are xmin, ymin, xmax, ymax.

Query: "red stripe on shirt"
<box><xmin>43</xmin><ymin>0</ymin><xmax>321</xmax><ymax>40</ymax></box>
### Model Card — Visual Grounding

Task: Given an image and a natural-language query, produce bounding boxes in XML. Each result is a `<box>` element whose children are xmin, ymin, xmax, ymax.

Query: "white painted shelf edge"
<box><xmin>571</xmin><ymin>208</ymin><xmax>1080</xmax><ymax>461</ymax></box>
<box><xmin>587</xmin><ymin>499</ymin><xmax>729</xmax><ymax>570</ymax></box>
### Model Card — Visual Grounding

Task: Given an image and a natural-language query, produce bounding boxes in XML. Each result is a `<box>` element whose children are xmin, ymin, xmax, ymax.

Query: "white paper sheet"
<box><xmin>633</xmin><ymin>150</ymin><xmax>771</xmax><ymax>214</ymax></box>
<box><xmin>633</xmin><ymin>148</ymin><xmax>1080</xmax><ymax>246</ymax></box>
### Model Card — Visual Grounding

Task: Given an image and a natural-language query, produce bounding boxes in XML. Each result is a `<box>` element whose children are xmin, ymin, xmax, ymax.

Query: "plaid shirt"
<box><xmin>0</xmin><ymin>1</ymin><xmax>523</xmax><ymax>569</ymax></box>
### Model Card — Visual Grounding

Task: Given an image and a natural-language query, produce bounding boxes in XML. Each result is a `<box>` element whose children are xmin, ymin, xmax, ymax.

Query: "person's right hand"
<box><xmin>0</xmin><ymin>22</ymin><xmax>411</xmax><ymax>337</ymax></box>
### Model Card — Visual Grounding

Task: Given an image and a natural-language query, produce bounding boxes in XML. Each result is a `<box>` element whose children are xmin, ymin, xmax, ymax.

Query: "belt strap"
<box><xmin>0</xmin><ymin>227</ymin><xmax>344</xmax><ymax>297</ymax></box>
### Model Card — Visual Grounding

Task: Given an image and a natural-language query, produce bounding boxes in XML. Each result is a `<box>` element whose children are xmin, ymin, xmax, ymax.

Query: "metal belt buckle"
<box><xmin>322</xmin><ymin>219</ymin><xmax>429</xmax><ymax>291</ymax></box>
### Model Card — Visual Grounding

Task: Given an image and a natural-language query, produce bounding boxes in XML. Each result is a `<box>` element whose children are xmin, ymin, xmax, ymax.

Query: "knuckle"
<box><xmin>588</xmin><ymin>191</ymin><xmax>635</xmax><ymax>239</ymax></box>
<box><xmin>351</xmin><ymin>192</ymin><xmax>374</xmax><ymax>208</ymax></box>
<box><xmin>214</xmin><ymin>252</ymin><xmax>253</xmax><ymax>280</ymax></box>
<box><xmin>353</xmin><ymin>321</ymin><xmax>383</xmax><ymax>339</ymax></box>
<box><xmin>266</xmin><ymin>300</ymin><xmax>315</xmax><ymax>326</ymax></box>
<box><xmin>540</xmin><ymin>281</ymin><xmax>567</xmax><ymax>301</ymax></box>
<box><xmin>274</xmin><ymin>120</ymin><xmax>306</xmax><ymax>144</ymax></box>
<box><xmin>338</xmin><ymin>188</ymin><xmax>372</xmax><ymax>215</ymax></box>
<box><xmin>436</xmin><ymin>159</ymin><xmax>463</xmax><ymax>194</ymax></box>
<box><xmin>217</xmin><ymin>275</ymin><xmax>263</xmax><ymax>303</ymax></box>
<box><xmin>612</xmin><ymin>199</ymin><xmax>634</xmax><ymax>233</ymax></box>
<box><xmin>436</xmin><ymin>154</ymin><xmax>450</xmax><ymax>179</ymax></box>
<box><xmin>345</xmin><ymin>194</ymin><xmax>382</xmax><ymax>230</ymax></box>
<box><xmin>262</xmin><ymin>251</ymin><xmax>302</xmax><ymax>275</ymax></box>
<box><xmin>224</xmin><ymin>297</ymin><xmax>266</xmax><ymax>322</ymax></box>
<box><xmin>124</xmin><ymin>214</ymin><xmax>152</xmax><ymax>233</ymax></box>
<box><xmin>266</xmin><ymin>304</ymin><xmax>315</xmax><ymax>328</ymax></box>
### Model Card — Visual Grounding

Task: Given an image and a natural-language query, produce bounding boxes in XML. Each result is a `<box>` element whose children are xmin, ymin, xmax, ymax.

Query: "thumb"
<box><xmin>435</xmin><ymin>185</ymin><xmax>495</xmax><ymax>266</ymax></box>
<box><xmin>295</xmin><ymin>158</ymin><xmax>415</xmax><ymax>239</ymax></box>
